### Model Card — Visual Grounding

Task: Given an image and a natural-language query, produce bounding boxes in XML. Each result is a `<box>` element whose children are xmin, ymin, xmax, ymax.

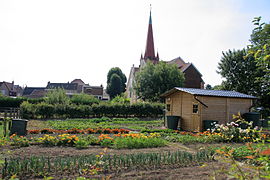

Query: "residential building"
<box><xmin>0</xmin><ymin>81</ymin><xmax>22</xmax><ymax>97</ymax></box>
<box><xmin>22</xmin><ymin>87</ymin><xmax>46</xmax><ymax>98</ymax></box>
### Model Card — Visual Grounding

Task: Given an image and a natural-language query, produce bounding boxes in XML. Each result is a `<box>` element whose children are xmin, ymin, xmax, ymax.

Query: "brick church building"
<box><xmin>126</xmin><ymin>10</ymin><xmax>204</xmax><ymax>101</ymax></box>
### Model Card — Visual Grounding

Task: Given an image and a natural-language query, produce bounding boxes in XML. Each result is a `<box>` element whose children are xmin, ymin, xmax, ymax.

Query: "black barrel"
<box><xmin>167</xmin><ymin>116</ymin><xmax>180</xmax><ymax>130</ymax></box>
<box><xmin>9</xmin><ymin>119</ymin><xmax>28</xmax><ymax>136</ymax></box>
<box><xmin>203</xmin><ymin>120</ymin><xmax>218</xmax><ymax>131</ymax></box>
<box><xmin>243</xmin><ymin>112</ymin><xmax>260</xmax><ymax>127</ymax></box>
<box><xmin>261</xmin><ymin>119</ymin><xmax>269</xmax><ymax>128</ymax></box>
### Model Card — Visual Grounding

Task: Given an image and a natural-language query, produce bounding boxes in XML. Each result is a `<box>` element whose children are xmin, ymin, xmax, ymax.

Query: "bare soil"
<box><xmin>1</xmin><ymin>143</ymin><xmax>195</xmax><ymax>158</ymax></box>
<box><xmin>0</xmin><ymin>120</ymin><xmax>233</xmax><ymax>179</ymax></box>
<box><xmin>0</xmin><ymin>143</ymin><xmax>231</xmax><ymax>180</ymax></box>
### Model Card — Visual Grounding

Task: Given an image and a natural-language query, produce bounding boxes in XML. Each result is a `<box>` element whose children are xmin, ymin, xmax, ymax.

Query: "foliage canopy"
<box><xmin>134</xmin><ymin>61</ymin><xmax>185</xmax><ymax>102</ymax></box>
<box><xmin>45</xmin><ymin>88</ymin><xmax>70</xmax><ymax>105</ymax></box>
<box><xmin>217</xmin><ymin>16</ymin><xmax>270</xmax><ymax>111</ymax></box>
<box><xmin>106</xmin><ymin>67</ymin><xmax>127</xmax><ymax>99</ymax></box>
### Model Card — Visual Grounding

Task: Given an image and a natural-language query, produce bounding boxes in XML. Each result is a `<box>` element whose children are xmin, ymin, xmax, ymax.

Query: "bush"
<box><xmin>211</xmin><ymin>115</ymin><xmax>261</xmax><ymax>143</ymax></box>
<box><xmin>110</xmin><ymin>95</ymin><xmax>130</xmax><ymax>104</ymax></box>
<box><xmin>45</xmin><ymin>88</ymin><xmax>70</xmax><ymax>105</ymax></box>
<box><xmin>20</xmin><ymin>101</ymin><xmax>36</xmax><ymax>119</ymax></box>
<box><xmin>71</xmin><ymin>93</ymin><xmax>100</xmax><ymax>105</ymax></box>
<box><xmin>36</xmin><ymin>102</ymin><xmax>54</xmax><ymax>118</ymax></box>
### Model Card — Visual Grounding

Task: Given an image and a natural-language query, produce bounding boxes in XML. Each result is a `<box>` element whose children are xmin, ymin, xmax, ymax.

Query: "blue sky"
<box><xmin>0</xmin><ymin>0</ymin><xmax>270</xmax><ymax>88</ymax></box>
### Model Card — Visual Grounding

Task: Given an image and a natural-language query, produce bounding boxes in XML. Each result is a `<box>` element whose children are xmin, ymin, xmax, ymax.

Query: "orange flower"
<box><xmin>245</xmin><ymin>155</ymin><xmax>255</xmax><ymax>159</ymax></box>
<box><xmin>260</xmin><ymin>148</ymin><xmax>270</xmax><ymax>156</ymax></box>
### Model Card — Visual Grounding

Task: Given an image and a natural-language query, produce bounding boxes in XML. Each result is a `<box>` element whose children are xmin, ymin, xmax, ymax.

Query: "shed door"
<box><xmin>191</xmin><ymin>103</ymin><xmax>201</xmax><ymax>132</ymax></box>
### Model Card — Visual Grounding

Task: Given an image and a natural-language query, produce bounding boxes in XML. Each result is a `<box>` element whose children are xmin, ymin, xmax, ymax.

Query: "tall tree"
<box><xmin>134</xmin><ymin>61</ymin><xmax>185</xmax><ymax>102</ymax></box>
<box><xmin>45</xmin><ymin>88</ymin><xmax>70</xmax><ymax>105</ymax></box>
<box><xmin>217</xmin><ymin>17</ymin><xmax>270</xmax><ymax>109</ymax></box>
<box><xmin>248</xmin><ymin>17</ymin><xmax>270</xmax><ymax>108</ymax></box>
<box><xmin>106</xmin><ymin>67</ymin><xmax>126</xmax><ymax>99</ymax></box>
<box><xmin>205</xmin><ymin>84</ymin><xmax>212</xmax><ymax>90</ymax></box>
<box><xmin>217</xmin><ymin>49</ymin><xmax>262</xmax><ymax>96</ymax></box>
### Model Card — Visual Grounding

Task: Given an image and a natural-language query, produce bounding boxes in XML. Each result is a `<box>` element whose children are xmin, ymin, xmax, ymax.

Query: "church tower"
<box><xmin>140</xmin><ymin>9</ymin><xmax>159</xmax><ymax>67</ymax></box>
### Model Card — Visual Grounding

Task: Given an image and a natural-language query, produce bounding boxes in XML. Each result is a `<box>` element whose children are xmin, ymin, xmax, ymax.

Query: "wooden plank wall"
<box><xmin>200</xmin><ymin>96</ymin><xmax>252</xmax><ymax>124</ymax></box>
<box><xmin>166</xmin><ymin>92</ymin><xmax>194</xmax><ymax>131</ymax></box>
<box><xmin>228</xmin><ymin>98</ymin><xmax>252</xmax><ymax>121</ymax></box>
<box><xmin>200</xmin><ymin>96</ymin><xmax>227</xmax><ymax>124</ymax></box>
<box><xmin>166</xmin><ymin>92</ymin><xmax>253</xmax><ymax>131</ymax></box>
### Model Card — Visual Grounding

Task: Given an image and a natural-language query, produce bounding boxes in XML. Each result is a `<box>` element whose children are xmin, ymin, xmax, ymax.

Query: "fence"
<box><xmin>0</xmin><ymin>107</ymin><xmax>20</xmax><ymax>137</ymax></box>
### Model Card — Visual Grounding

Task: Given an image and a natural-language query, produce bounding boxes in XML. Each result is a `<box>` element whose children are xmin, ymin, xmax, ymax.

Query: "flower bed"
<box><xmin>28</xmin><ymin>128</ymin><xmax>130</xmax><ymax>135</ymax></box>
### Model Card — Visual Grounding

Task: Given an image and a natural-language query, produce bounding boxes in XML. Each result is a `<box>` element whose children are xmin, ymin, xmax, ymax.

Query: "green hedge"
<box><xmin>0</xmin><ymin>97</ymin><xmax>44</xmax><ymax>108</ymax></box>
<box><xmin>20</xmin><ymin>102</ymin><xmax>164</xmax><ymax>119</ymax></box>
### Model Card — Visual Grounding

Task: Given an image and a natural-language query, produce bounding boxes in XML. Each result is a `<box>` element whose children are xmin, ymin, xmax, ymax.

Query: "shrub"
<box><xmin>110</xmin><ymin>95</ymin><xmax>130</xmax><ymax>104</ymax></box>
<box><xmin>211</xmin><ymin>115</ymin><xmax>262</xmax><ymax>142</ymax></box>
<box><xmin>71</xmin><ymin>93</ymin><xmax>100</xmax><ymax>105</ymax></box>
<box><xmin>36</xmin><ymin>102</ymin><xmax>54</xmax><ymax>118</ymax></box>
<box><xmin>0</xmin><ymin>96</ymin><xmax>25</xmax><ymax>108</ymax></box>
<box><xmin>20</xmin><ymin>102</ymin><xmax>164</xmax><ymax>119</ymax></box>
<box><xmin>20</xmin><ymin>101</ymin><xmax>36</xmax><ymax>119</ymax></box>
<box><xmin>45</xmin><ymin>88</ymin><xmax>70</xmax><ymax>105</ymax></box>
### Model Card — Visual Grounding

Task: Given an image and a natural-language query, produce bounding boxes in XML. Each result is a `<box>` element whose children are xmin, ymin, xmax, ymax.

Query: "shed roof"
<box><xmin>161</xmin><ymin>87</ymin><xmax>257</xmax><ymax>99</ymax></box>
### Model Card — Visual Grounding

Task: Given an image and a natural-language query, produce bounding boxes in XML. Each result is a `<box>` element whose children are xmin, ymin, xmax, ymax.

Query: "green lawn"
<box><xmin>28</xmin><ymin>118</ymin><xmax>165</xmax><ymax>131</ymax></box>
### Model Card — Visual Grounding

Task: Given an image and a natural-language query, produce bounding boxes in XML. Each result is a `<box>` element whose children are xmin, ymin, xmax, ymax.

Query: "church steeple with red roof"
<box><xmin>143</xmin><ymin>7</ymin><xmax>159</xmax><ymax>63</ymax></box>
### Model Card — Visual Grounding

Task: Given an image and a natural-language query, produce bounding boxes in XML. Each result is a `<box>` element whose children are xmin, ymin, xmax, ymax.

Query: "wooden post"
<box><xmin>3</xmin><ymin>111</ymin><xmax>7</xmax><ymax>137</ymax></box>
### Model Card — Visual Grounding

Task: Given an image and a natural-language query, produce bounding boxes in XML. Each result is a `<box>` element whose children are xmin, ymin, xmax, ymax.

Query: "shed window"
<box><xmin>166</xmin><ymin>104</ymin><xmax>171</xmax><ymax>111</ymax></box>
<box><xmin>193</xmin><ymin>104</ymin><xmax>199</xmax><ymax>114</ymax></box>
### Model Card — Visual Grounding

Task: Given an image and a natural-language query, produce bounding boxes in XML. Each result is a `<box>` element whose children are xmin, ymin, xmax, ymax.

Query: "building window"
<box><xmin>193</xmin><ymin>104</ymin><xmax>199</xmax><ymax>114</ymax></box>
<box><xmin>166</xmin><ymin>104</ymin><xmax>171</xmax><ymax>111</ymax></box>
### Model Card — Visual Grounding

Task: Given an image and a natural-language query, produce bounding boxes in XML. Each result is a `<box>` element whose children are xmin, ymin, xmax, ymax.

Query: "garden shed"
<box><xmin>161</xmin><ymin>87</ymin><xmax>257</xmax><ymax>132</ymax></box>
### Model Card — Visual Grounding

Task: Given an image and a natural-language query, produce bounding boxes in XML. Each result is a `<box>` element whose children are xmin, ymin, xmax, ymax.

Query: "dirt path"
<box><xmin>1</xmin><ymin>143</ymin><xmax>197</xmax><ymax>158</ymax></box>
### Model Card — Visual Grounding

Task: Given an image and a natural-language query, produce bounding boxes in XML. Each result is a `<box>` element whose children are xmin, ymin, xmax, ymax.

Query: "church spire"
<box><xmin>144</xmin><ymin>6</ymin><xmax>156</xmax><ymax>60</ymax></box>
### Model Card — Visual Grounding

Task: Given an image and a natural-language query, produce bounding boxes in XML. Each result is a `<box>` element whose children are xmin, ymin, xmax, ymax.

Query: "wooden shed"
<box><xmin>161</xmin><ymin>87</ymin><xmax>257</xmax><ymax>132</ymax></box>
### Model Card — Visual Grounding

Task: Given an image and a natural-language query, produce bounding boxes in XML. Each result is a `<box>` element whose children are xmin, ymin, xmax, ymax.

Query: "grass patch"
<box><xmin>45</xmin><ymin>118</ymin><xmax>163</xmax><ymax>130</ymax></box>
<box><xmin>113</xmin><ymin>137</ymin><xmax>167</xmax><ymax>149</ymax></box>
<box><xmin>163</xmin><ymin>134</ymin><xmax>223</xmax><ymax>144</ymax></box>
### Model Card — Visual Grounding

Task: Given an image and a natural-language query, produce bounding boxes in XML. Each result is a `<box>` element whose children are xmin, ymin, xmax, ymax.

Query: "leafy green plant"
<box><xmin>57</xmin><ymin>134</ymin><xmax>79</xmax><ymax>146</ymax></box>
<box><xmin>1</xmin><ymin>150</ymin><xmax>213</xmax><ymax>179</ymax></box>
<box><xmin>113</xmin><ymin>133</ymin><xmax>167</xmax><ymax>149</ymax></box>
<box><xmin>215</xmin><ymin>141</ymin><xmax>270</xmax><ymax>179</ymax></box>
<box><xmin>9</xmin><ymin>134</ymin><xmax>30</xmax><ymax>147</ymax></box>
<box><xmin>0</xmin><ymin>136</ymin><xmax>9</xmax><ymax>146</ymax></box>
<box><xmin>211</xmin><ymin>113</ymin><xmax>262</xmax><ymax>142</ymax></box>
<box><xmin>39</xmin><ymin>134</ymin><xmax>58</xmax><ymax>146</ymax></box>
<box><xmin>75</xmin><ymin>139</ymin><xmax>90</xmax><ymax>149</ymax></box>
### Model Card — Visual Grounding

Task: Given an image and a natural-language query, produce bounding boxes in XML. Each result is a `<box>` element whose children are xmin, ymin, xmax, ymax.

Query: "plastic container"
<box><xmin>9</xmin><ymin>119</ymin><xmax>28</xmax><ymax>136</ymax></box>
<box><xmin>243</xmin><ymin>112</ymin><xmax>260</xmax><ymax>127</ymax></box>
<box><xmin>167</xmin><ymin>116</ymin><xmax>180</xmax><ymax>130</ymax></box>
